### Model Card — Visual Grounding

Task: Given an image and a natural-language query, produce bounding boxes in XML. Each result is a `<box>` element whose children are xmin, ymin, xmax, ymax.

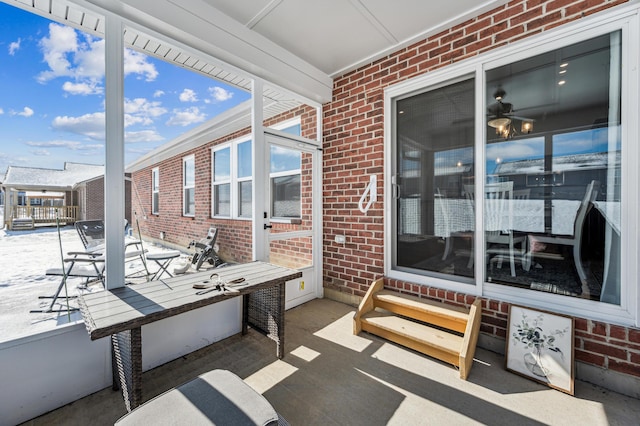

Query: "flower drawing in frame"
<box><xmin>506</xmin><ymin>305</ymin><xmax>575</xmax><ymax>394</ymax></box>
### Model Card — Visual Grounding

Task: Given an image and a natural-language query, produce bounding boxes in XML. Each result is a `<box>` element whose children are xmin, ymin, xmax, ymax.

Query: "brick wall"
<box><xmin>131</xmin><ymin>105</ymin><xmax>317</xmax><ymax>264</ymax></box>
<box><xmin>84</xmin><ymin>176</ymin><xmax>132</xmax><ymax>224</ymax></box>
<box><xmin>85</xmin><ymin>178</ymin><xmax>104</xmax><ymax>220</ymax></box>
<box><xmin>322</xmin><ymin>0</ymin><xmax>638</xmax><ymax>380</ymax></box>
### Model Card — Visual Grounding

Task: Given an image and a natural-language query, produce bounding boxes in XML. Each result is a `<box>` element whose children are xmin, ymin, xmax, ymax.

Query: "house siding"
<box><xmin>131</xmin><ymin>105</ymin><xmax>317</xmax><ymax>264</ymax></box>
<box><xmin>322</xmin><ymin>0</ymin><xmax>639</xmax><ymax>383</ymax></box>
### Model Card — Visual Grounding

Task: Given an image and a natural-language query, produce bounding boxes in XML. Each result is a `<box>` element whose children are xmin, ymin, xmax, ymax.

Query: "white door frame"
<box><xmin>257</xmin><ymin>128</ymin><xmax>323</xmax><ymax>308</ymax></box>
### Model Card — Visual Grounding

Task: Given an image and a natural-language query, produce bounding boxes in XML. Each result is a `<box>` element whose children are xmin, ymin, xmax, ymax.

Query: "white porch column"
<box><xmin>251</xmin><ymin>79</ymin><xmax>266</xmax><ymax>261</ymax></box>
<box><xmin>104</xmin><ymin>14</ymin><xmax>126</xmax><ymax>289</ymax></box>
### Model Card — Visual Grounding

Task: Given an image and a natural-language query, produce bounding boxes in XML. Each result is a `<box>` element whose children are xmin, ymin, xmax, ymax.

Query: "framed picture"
<box><xmin>506</xmin><ymin>305</ymin><xmax>574</xmax><ymax>395</ymax></box>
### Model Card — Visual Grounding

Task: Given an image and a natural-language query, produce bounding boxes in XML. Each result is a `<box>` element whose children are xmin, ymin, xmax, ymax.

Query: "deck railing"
<box><xmin>12</xmin><ymin>205</ymin><xmax>79</xmax><ymax>224</ymax></box>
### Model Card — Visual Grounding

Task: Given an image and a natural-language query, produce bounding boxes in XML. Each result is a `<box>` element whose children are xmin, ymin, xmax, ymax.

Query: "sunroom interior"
<box><xmin>1</xmin><ymin>0</ymin><xmax>639</xmax><ymax>424</ymax></box>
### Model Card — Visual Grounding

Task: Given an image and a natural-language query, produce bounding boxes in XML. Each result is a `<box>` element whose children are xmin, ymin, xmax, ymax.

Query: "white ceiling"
<box><xmin>6</xmin><ymin>0</ymin><xmax>509</xmax><ymax>103</ymax></box>
<box><xmin>204</xmin><ymin>0</ymin><xmax>509</xmax><ymax>78</ymax></box>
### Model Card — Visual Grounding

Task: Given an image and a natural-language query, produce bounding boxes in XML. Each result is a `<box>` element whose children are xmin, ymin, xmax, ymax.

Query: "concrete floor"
<box><xmin>24</xmin><ymin>298</ymin><xmax>640</xmax><ymax>425</ymax></box>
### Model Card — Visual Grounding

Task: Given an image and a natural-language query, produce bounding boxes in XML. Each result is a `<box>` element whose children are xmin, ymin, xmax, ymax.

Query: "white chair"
<box><xmin>527</xmin><ymin>180</ymin><xmax>599</xmax><ymax>286</ymax></box>
<box><xmin>465</xmin><ymin>182</ymin><xmax>527</xmax><ymax>277</ymax></box>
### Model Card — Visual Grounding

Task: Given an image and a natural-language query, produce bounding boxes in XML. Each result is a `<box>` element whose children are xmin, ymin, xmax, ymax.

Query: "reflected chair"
<box><xmin>437</xmin><ymin>189</ymin><xmax>474</xmax><ymax>260</ymax></box>
<box><xmin>465</xmin><ymin>182</ymin><xmax>528</xmax><ymax>277</ymax></box>
<box><xmin>527</xmin><ymin>180</ymin><xmax>600</xmax><ymax>287</ymax></box>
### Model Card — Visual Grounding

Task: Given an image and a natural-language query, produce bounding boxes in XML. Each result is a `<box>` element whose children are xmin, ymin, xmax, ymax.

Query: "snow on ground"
<box><xmin>0</xmin><ymin>225</ymin><xmax>191</xmax><ymax>344</ymax></box>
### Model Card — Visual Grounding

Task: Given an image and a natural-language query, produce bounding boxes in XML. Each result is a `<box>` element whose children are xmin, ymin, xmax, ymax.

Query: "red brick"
<box><xmin>583</xmin><ymin>340</ymin><xmax>628</xmax><ymax>361</ymax></box>
<box><xmin>609</xmin><ymin>325</ymin><xmax>628</xmax><ymax>341</ymax></box>
<box><xmin>608</xmin><ymin>359</ymin><xmax>640</xmax><ymax>377</ymax></box>
<box><xmin>591</xmin><ymin>321</ymin><xmax>607</xmax><ymax>336</ymax></box>
<box><xmin>575</xmin><ymin>349</ymin><xmax>606</xmax><ymax>366</ymax></box>
<box><xmin>574</xmin><ymin>318</ymin><xmax>588</xmax><ymax>331</ymax></box>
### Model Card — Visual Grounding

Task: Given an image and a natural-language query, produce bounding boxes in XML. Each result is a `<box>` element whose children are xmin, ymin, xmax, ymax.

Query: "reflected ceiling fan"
<box><xmin>487</xmin><ymin>87</ymin><xmax>534</xmax><ymax>138</ymax></box>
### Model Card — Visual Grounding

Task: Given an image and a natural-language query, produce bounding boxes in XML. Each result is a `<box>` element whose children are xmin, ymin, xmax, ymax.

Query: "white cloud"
<box><xmin>153</xmin><ymin>90</ymin><xmax>165</xmax><ymax>98</ymax></box>
<box><xmin>125</xmin><ymin>130</ymin><xmax>164</xmax><ymax>143</ymax></box>
<box><xmin>26</xmin><ymin>140</ymin><xmax>82</xmax><ymax>149</ymax></box>
<box><xmin>208</xmin><ymin>86</ymin><xmax>233</xmax><ymax>102</ymax></box>
<box><xmin>25</xmin><ymin>139</ymin><xmax>104</xmax><ymax>153</ymax></box>
<box><xmin>166</xmin><ymin>107</ymin><xmax>206</xmax><ymax>126</ymax></box>
<box><xmin>62</xmin><ymin>81</ymin><xmax>103</xmax><ymax>96</ymax></box>
<box><xmin>486</xmin><ymin>141</ymin><xmax>541</xmax><ymax>163</ymax></box>
<box><xmin>124</xmin><ymin>98</ymin><xmax>167</xmax><ymax>126</ymax></box>
<box><xmin>36</xmin><ymin>24</ymin><xmax>158</xmax><ymax>92</ymax></box>
<box><xmin>125</xmin><ymin>98</ymin><xmax>167</xmax><ymax>118</ymax></box>
<box><xmin>124</xmin><ymin>48</ymin><xmax>158</xmax><ymax>82</ymax></box>
<box><xmin>127</xmin><ymin>146</ymin><xmax>155</xmax><ymax>155</ymax></box>
<box><xmin>179</xmin><ymin>88</ymin><xmax>198</xmax><ymax>102</ymax></box>
<box><xmin>11</xmin><ymin>107</ymin><xmax>34</xmax><ymax>117</ymax></box>
<box><xmin>29</xmin><ymin>148</ymin><xmax>51</xmax><ymax>156</ymax></box>
<box><xmin>0</xmin><ymin>108</ymin><xmax>4</xmax><ymax>115</ymax></box>
<box><xmin>51</xmin><ymin>112</ymin><xmax>105</xmax><ymax>140</ymax></box>
<box><xmin>37</xmin><ymin>24</ymin><xmax>78</xmax><ymax>82</ymax></box>
<box><xmin>8</xmin><ymin>38</ymin><xmax>21</xmax><ymax>55</ymax></box>
<box><xmin>74</xmin><ymin>36</ymin><xmax>106</xmax><ymax>80</ymax></box>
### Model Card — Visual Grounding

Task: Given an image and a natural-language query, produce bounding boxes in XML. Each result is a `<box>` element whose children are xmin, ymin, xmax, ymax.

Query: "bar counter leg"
<box><xmin>111</xmin><ymin>328</ymin><xmax>143</xmax><ymax>412</ymax></box>
<box><xmin>276</xmin><ymin>282</ymin><xmax>285</xmax><ymax>359</ymax></box>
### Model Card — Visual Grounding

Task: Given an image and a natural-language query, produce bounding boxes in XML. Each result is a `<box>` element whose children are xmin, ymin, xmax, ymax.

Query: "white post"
<box><xmin>251</xmin><ymin>79</ymin><xmax>266</xmax><ymax>261</ymax></box>
<box><xmin>104</xmin><ymin>15</ymin><xmax>126</xmax><ymax>289</ymax></box>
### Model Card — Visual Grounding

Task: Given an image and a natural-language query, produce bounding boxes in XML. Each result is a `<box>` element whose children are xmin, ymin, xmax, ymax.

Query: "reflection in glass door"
<box><xmin>264</xmin><ymin>132</ymin><xmax>318</xmax><ymax>308</ymax></box>
<box><xmin>484</xmin><ymin>31</ymin><xmax>622</xmax><ymax>304</ymax></box>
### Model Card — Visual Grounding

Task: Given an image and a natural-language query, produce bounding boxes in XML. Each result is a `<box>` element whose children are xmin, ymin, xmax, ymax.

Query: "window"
<box><xmin>209</xmin><ymin>120</ymin><xmax>299</xmax><ymax>220</ymax></box>
<box><xmin>395</xmin><ymin>77</ymin><xmax>475</xmax><ymax>283</ymax></box>
<box><xmin>237</xmin><ymin>140</ymin><xmax>252</xmax><ymax>218</ymax></box>
<box><xmin>270</xmin><ymin>145</ymin><xmax>301</xmax><ymax>218</ymax></box>
<box><xmin>387</xmin><ymin>16</ymin><xmax>637</xmax><ymax>323</ymax></box>
<box><xmin>212</xmin><ymin>146</ymin><xmax>231</xmax><ymax>216</ymax></box>
<box><xmin>151</xmin><ymin>167</ymin><xmax>159</xmax><ymax>214</ymax></box>
<box><xmin>483</xmin><ymin>32</ymin><xmax>621</xmax><ymax>304</ymax></box>
<box><xmin>183</xmin><ymin>156</ymin><xmax>195</xmax><ymax>216</ymax></box>
<box><xmin>211</xmin><ymin>138</ymin><xmax>252</xmax><ymax>218</ymax></box>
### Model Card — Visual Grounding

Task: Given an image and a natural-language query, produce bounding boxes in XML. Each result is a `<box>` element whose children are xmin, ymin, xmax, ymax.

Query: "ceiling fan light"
<box><xmin>488</xmin><ymin>117</ymin><xmax>511</xmax><ymax>128</ymax></box>
<box><xmin>521</xmin><ymin>120</ymin><xmax>533</xmax><ymax>133</ymax></box>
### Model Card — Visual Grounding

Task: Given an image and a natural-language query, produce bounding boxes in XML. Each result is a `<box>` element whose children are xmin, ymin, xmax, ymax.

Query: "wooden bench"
<box><xmin>353</xmin><ymin>279</ymin><xmax>482</xmax><ymax>379</ymax></box>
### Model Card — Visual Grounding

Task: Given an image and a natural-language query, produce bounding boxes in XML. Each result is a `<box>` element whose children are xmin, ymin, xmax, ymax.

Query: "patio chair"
<box><xmin>115</xmin><ymin>369</ymin><xmax>287</xmax><ymax>425</ymax></box>
<box><xmin>30</xmin><ymin>253</ymin><xmax>105</xmax><ymax>313</ymax></box>
<box><xmin>75</xmin><ymin>219</ymin><xmax>147</xmax><ymax>269</ymax></box>
<box><xmin>175</xmin><ymin>226</ymin><xmax>225</xmax><ymax>274</ymax></box>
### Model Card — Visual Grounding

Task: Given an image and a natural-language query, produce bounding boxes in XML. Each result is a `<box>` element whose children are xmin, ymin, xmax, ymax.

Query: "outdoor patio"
<box><xmin>23</xmin><ymin>298</ymin><xmax>640</xmax><ymax>426</ymax></box>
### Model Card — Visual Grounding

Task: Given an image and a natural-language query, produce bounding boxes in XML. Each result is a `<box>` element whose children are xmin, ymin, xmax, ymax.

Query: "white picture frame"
<box><xmin>506</xmin><ymin>305</ymin><xmax>574</xmax><ymax>395</ymax></box>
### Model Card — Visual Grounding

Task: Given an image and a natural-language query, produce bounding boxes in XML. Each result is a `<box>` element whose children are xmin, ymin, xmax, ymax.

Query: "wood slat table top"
<box><xmin>78</xmin><ymin>261</ymin><xmax>301</xmax><ymax>340</ymax></box>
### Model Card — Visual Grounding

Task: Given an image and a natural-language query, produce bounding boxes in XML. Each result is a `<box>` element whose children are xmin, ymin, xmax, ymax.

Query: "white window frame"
<box><xmin>151</xmin><ymin>167</ymin><xmax>159</xmax><ymax>215</ymax></box>
<box><xmin>384</xmin><ymin>7</ymin><xmax>639</xmax><ymax>327</ymax></box>
<box><xmin>211</xmin><ymin>143</ymin><xmax>233</xmax><ymax>218</ymax></box>
<box><xmin>183</xmin><ymin>155</ymin><xmax>195</xmax><ymax>217</ymax></box>
<box><xmin>268</xmin><ymin>117</ymin><xmax>303</xmax><ymax>221</ymax></box>
<box><xmin>210</xmin><ymin>117</ymin><xmax>302</xmax><ymax>220</ymax></box>
<box><xmin>236</xmin><ymin>139</ymin><xmax>253</xmax><ymax>219</ymax></box>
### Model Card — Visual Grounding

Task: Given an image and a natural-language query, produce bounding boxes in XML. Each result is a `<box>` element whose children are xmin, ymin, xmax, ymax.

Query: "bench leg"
<box><xmin>112</xmin><ymin>328</ymin><xmax>143</xmax><ymax>412</ymax></box>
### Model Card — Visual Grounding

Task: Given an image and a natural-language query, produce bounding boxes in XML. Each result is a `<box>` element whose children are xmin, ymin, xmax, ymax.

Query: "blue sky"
<box><xmin>0</xmin><ymin>3</ymin><xmax>249</xmax><ymax>174</ymax></box>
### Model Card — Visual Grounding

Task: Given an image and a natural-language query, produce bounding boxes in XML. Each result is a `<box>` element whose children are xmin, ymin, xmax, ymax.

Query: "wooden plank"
<box><xmin>459</xmin><ymin>298</ymin><xmax>482</xmax><ymax>380</ymax></box>
<box><xmin>361</xmin><ymin>311</ymin><xmax>463</xmax><ymax>357</ymax></box>
<box><xmin>374</xmin><ymin>291</ymin><xmax>469</xmax><ymax>333</ymax></box>
<box><xmin>353</xmin><ymin>278</ymin><xmax>384</xmax><ymax>334</ymax></box>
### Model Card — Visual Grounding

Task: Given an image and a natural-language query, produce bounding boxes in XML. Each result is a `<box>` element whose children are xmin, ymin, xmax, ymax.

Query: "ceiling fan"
<box><xmin>487</xmin><ymin>87</ymin><xmax>534</xmax><ymax>137</ymax></box>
